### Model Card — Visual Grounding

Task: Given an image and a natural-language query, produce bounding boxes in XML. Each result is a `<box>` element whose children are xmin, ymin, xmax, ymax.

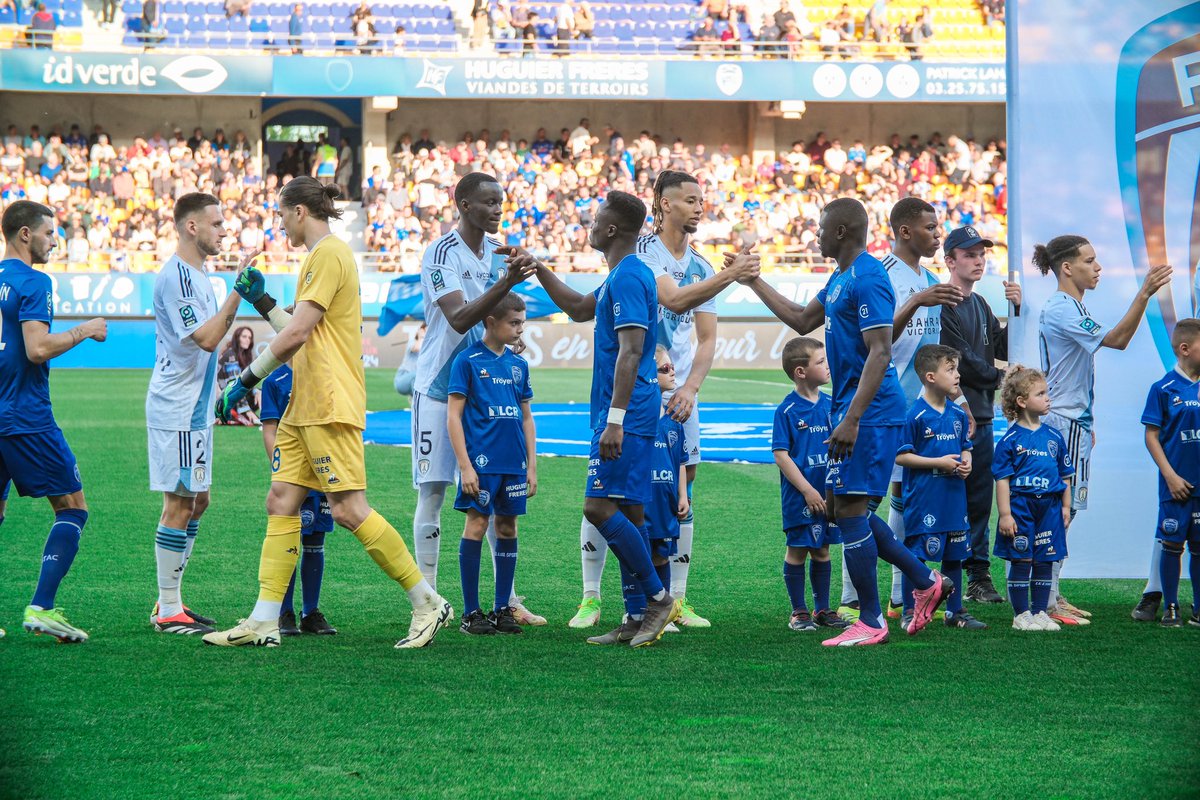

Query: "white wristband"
<box><xmin>266</xmin><ymin>304</ymin><xmax>292</xmax><ymax>333</ymax></box>
<box><xmin>606</xmin><ymin>407</ymin><xmax>626</xmax><ymax>426</ymax></box>
<box><xmin>246</xmin><ymin>343</ymin><xmax>284</xmax><ymax>384</ymax></box>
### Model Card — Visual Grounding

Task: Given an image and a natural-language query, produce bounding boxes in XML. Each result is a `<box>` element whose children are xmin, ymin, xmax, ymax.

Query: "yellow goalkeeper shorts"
<box><xmin>271</xmin><ymin>422</ymin><xmax>366</xmax><ymax>493</ymax></box>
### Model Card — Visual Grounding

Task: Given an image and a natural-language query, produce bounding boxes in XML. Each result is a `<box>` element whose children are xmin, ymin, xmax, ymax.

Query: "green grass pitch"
<box><xmin>0</xmin><ymin>368</ymin><xmax>1196</xmax><ymax>799</ymax></box>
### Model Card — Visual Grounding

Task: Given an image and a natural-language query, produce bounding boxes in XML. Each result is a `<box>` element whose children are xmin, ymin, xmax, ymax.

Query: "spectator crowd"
<box><xmin>0</xmin><ymin>117</ymin><xmax>1008</xmax><ymax>276</ymax></box>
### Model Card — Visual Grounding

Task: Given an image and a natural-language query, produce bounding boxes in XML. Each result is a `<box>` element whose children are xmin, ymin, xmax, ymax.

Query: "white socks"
<box><xmin>250</xmin><ymin>599</ymin><xmax>282</xmax><ymax>622</ymax></box>
<box><xmin>887</xmin><ymin>496</ymin><xmax>906</xmax><ymax>605</ymax></box>
<box><xmin>1143</xmin><ymin>539</ymin><xmax>1164</xmax><ymax>594</ymax></box>
<box><xmin>840</xmin><ymin>554</ymin><xmax>858</xmax><ymax>605</ymax></box>
<box><xmin>670</xmin><ymin>521</ymin><xmax>693</xmax><ymax>597</ymax></box>
<box><xmin>154</xmin><ymin>524</ymin><xmax>187</xmax><ymax>618</ymax></box>
<box><xmin>413</xmin><ymin>482</ymin><xmax>446</xmax><ymax>590</ymax></box>
<box><xmin>406</xmin><ymin>578</ymin><xmax>439</xmax><ymax>611</ymax></box>
<box><xmin>1051</xmin><ymin>559</ymin><xmax>1063</xmax><ymax>602</ymax></box>
<box><xmin>581</xmin><ymin>517</ymin><xmax>607</xmax><ymax>597</ymax></box>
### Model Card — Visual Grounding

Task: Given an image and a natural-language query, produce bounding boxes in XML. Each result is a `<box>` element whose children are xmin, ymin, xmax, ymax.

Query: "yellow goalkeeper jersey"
<box><xmin>283</xmin><ymin>235</ymin><xmax>366</xmax><ymax>430</ymax></box>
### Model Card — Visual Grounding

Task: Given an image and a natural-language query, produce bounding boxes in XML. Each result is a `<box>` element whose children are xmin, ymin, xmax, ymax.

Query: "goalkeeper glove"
<box><xmin>234</xmin><ymin>265</ymin><xmax>267</xmax><ymax>304</ymax></box>
<box><xmin>215</xmin><ymin>377</ymin><xmax>251</xmax><ymax>423</ymax></box>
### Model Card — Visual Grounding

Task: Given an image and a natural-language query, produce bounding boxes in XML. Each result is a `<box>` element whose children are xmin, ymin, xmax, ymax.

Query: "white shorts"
<box><xmin>411</xmin><ymin>392</ymin><xmax>457</xmax><ymax>487</ymax></box>
<box><xmin>1045</xmin><ymin>411</ymin><xmax>1092</xmax><ymax>511</ymax></box>
<box><xmin>148</xmin><ymin>426</ymin><xmax>212</xmax><ymax>497</ymax></box>
<box><xmin>683</xmin><ymin>403</ymin><xmax>701</xmax><ymax>467</ymax></box>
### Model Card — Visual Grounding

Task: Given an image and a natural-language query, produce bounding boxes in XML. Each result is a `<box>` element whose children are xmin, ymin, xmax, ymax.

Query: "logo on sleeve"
<box><xmin>1078</xmin><ymin>317</ymin><xmax>1100</xmax><ymax>334</ymax></box>
<box><xmin>304</xmin><ymin>271</ymin><xmax>314</xmax><ymax>286</ymax></box>
<box><xmin>613</xmin><ymin>302</ymin><xmax>622</xmax><ymax>317</ymax></box>
<box><xmin>45</xmin><ymin>291</ymin><xmax>53</xmax><ymax>314</ymax></box>
<box><xmin>859</xmin><ymin>304</ymin><xmax>869</xmax><ymax>318</ymax></box>
<box><xmin>180</xmin><ymin>304</ymin><xmax>199</xmax><ymax>329</ymax></box>
<box><xmin>431</xmin><ymin>268</ymin><xmax>445</xmax><ymax>292</ymax></box>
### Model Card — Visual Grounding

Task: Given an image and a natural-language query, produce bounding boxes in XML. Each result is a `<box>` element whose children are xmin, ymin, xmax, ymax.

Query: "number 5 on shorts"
<box><xmin>419</xmin><ymin>431</ymin><xmax>432</xmax><ymax>456</ymax></box>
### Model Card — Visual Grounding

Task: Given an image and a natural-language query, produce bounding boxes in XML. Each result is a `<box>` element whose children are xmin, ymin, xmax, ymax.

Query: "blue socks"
<box><xmin>1190</xmin><ymin>546</ymin><xmax>1200</xmax><ymax>611</ymax></box>
<box><xmin>301</xmin><ymin>532</ymin><xmax>325</xmax><ymax>616</ymax></box>
<box><xmin>943</xmin><ymin>560</ymin><xmax>964</xmax><ymax>614</ymax></box>
<box><xmin>31</xmin><ymin>509</ymin><xmax>87</xmax><ymax>610</ymax></box>
<box><xmin>868</xmin><ymin>513</ymin><xmax>933</xmax><ymax>590</ymax></box>
<box><xmin>1160</xmin><ymin>546</ymin><xmax>1182</xmax><ymax>608</ymax></box>
<box><xmin>1007</xmin><ymin>561</ymin><xmax>1031</xmax><ymax>615</ymax></box>
<box><xmin>596</xmin><ymin>512</ymin><xmax>664</xmax><ymax>599</ymax></box>
<box><xmin>810</xmin><ymin>558</ymin><xmax>831</xmax><ymax>612</ymax></box>
<box><xmin>493</xmin><ymin>537</ymin><xmax>518</xmax><ymax>612</ymax></box>
<box><xmin>1031</xmin><ymin>561</ymin><xmax>1053</xmax><ymax>614</ymax></box>
<box><xmin>839</xmin><ymin>514</ymin><xmax>883</xmax><ymax>629</ymax></box>
<box><xmin>784</xmin><ymin>561</ymin><xmax>806</xmax><ymax>612</ymax></box>
<box><xmin>654</xmin><ymin>560</ymin><xmax>671</xmax><ymax>589</ymax></box>
<box><xmin>459</xmin><ymin>537</ymin><xmax>483</xmax><ymax>615</ymax></box>
<box><xmin>621</xmin><ymin>560</ymin><xmax>647</xmax><ymax>618</ymax></box>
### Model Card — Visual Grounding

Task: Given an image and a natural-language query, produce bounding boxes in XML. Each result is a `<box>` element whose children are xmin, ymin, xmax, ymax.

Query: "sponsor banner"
<box><xmin>1</xmin><ymin>50</ymin><xmax>1003</xmax><ymax>101</ymax></box>
<box><xmin>1008</xmin><ymin>0</ymin><xmax>1199</xmax><ymax>578</ymax></box>
<box><xmin>46</xmin><ymin>270</ymin><xmax>1012</xmax><ymax>320</ymax></box>
<box><xmin>0</xmin><ymin>50</ymin><xmax>272</xmax><ymax>94</ymax></box>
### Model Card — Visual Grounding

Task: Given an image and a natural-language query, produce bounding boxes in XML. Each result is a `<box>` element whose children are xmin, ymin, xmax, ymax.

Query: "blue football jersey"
<box><xmin>0</xmin><ymin>257</ymin><xmax>56</xmax><ymax>435</ymax></box>
<box><xmin>646</xmin><ymin>412</ymin><xmax>686</xmax><ymax>540</ymax></box>
<box><xmin>590</xmin><ymin>254</ymin><xmax>659</xmax><ymax>437</ymax></box>
<box><xmin>448</xmin><ymin>341</ymin><xmax>533</xmax><ymax>475</ymax></box>
<box><xmin>772</xmin><ymin>390</ymin><xmax>833</xmax><ymax>530</ymax></box>
<box><xmin>259</xmin><ymin>364</ymin><xmax>294</xmax><ymax>423</ymax></box>
<box><xmin>815</xmin><ymin>252</ymin><xmax>907</xmax><ymax>427</ymax></box>
<box><xmin>992</xmin><ymin>422</ymin><xmax>1074</xmax><ymax>495</ymax></box>
<box><xmin>897</xmin><ymin>397</ymin><xmax>972</xmax><ymax>534</ymax></box>
<box><xmin>1141</xmin><ymin>369</ymin><xmax>1200</xmax><ymax>503</ymax></box>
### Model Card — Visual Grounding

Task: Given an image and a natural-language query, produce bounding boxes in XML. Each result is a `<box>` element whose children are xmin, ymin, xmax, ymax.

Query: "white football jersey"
<box><xmin>636</xmin><ymin>233</ymin><xmax>717</xmax><ymax>385</ymax></box>
<box><xmin>883</xmin><ymin>252</ymin><xmax>941</xmax><ymax>401</ymax></box>
<box><xmin>145</xmin><ymin>255</ymin><xmax>220</xmax><ymax>431</ymax></box>
<box><xmin>1039</xmin><ymin>290</ymin><xmax>1105</xmax><ymax>429</ymax></box>
<box><xmin>415</xmin><ymin>230</ymin><xmax>506</xmax><ymax>400</ymax></box>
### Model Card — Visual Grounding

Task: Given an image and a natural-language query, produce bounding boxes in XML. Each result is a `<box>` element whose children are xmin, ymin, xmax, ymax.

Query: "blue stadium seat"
<box><xmin>62</xmin><ymin>10</ymin><xmax>81</xmax><ymax>24</ymax></box>
<box><xmin>206</xmin><ymin>16</ymin><xmax>229</xmax><ymax>31</ymax></box>
<box><xmin>267</xmin><ymin>2</ymin><xmax>288</xmax><ymax>15</ymax></box>
<box><xmin>165</xmin><ymin>17</ymin><xmax>185</xmax><ymax>32</ymax></box>
<box><xmin>184</xmin><ymin>1</ymin><xmax>204</xmax><ymax>16</ymax></box>
<box><xmin>205</xmin><ymin>1</ymin><xmax>222</xmax><ymax>14</ymax></box>
<box><xmin>0</xmin><ymin>6</ymin><xmax>14</xmax><ymax>22</ymax></box>
<box><xmin>183</xmin><ymin>29</ymin><xmax>206</xmax><ymax>44</ymax></box>
<box><xmin>163</xmin><ymin>0</ymin><xmax>184</xmax><ymax>14</ymax></box>
<box><xmin>229</xmin><ymin>15</ymin><xmax>249</xmax><ymax>29</ymax></box>
<box><xmin>268</xmin><ymin>17</ymin><xmax>288</xmax><ymax>32</ymax></box>
<box><xmin>309</xmin><ymin>16</ymin><xmax>331</xmax><ymax>32</ymax></box>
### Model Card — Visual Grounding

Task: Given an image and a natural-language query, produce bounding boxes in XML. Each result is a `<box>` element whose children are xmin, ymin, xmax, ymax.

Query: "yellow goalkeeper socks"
<box><xmin>353</xmin><ymin>509</ymin><xmax>424</xmax><ymax>591</ymax></box>
<box><xmin>253</xmin><ymin>515</ymin><xmax>302</xmax><ymax>619</ymax></box>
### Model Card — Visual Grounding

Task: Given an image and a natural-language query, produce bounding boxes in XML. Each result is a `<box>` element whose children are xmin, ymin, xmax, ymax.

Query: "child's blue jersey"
<box><xmin>590</xmin><ymin>254</ymin><xmax>659</xmax><ymax>437</ymax></box>
<box><xmin>897</xmin><ymin>396</ymin><xmax>972</xmax><ymax>534</ymax></box>
<box><xmin>448</xmin><ymin>341</ymin><xmax>533</xmax><ymax>475</ymax></box>
<box><xmin>646</xmin><ymin>412</ymin><xmax>686</xmax><ymax>539</ymax></box>
<box><xmin>992</xmin><ymin>422</ymin><xmax>1074</xmax><ymax>495</ymax></box>
<box><xmin>772</xmin><ymin>390</ymin><xmax>833</xmax><ymax>529</ymax></box>
<box><xmin>1141</xmin><ymin>368</ymin><xmax>1200</xmax><ymax>503</ymax></box>
<box><xmin>815</xmin><ymin>252</ymin><xmax>907</xmax><ymax>426</ymax></box>
<box><xmin>0</xmin><ymin>257</ymin><xmax>56</xmax><ymax>435</ymax></box>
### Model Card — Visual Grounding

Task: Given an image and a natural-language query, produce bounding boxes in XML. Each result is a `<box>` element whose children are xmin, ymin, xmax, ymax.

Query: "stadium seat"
<box><xmin>0</xmin><ymin>6</ymin><xmax>15</xmax><ymax>23</ymax></box>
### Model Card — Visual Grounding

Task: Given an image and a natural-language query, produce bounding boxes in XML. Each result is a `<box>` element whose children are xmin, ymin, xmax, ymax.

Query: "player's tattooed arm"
<box><xmin>190</xmin><ymin>288</ymin><xmax>244</xmax><ymax>352</ymax></box>
<box><xmin>23</xmin><ymin>317</ymin><xmax>106</xmax><ymax>363</ymax></box>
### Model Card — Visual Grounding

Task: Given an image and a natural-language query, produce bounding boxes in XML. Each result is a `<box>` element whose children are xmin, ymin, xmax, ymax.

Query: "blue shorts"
<box><xmin>645</xmin><ymin>494</ymin><xmax>680</xmax><ymax>557</ymax></box>
<box><xmin>300</xmin><ymin>492</ymin><xmax>333</xmax><ymax>535</ymax></box>
<box><xmin>1156</xmin><ymin>497</ymin><xmax>1200</xmax><ymax>545</ymax></box>
<box><xmin>994</xmin><ymin>493</ymin><xmax>1067</xmax><ymax>562</ymax></box>
<box><xmin>0</xmin><ymin>428</ymin><xmax>83</xmax><ymax>499</ymax></box>
<box><xmin>905</xmin><ymin>530</ymin><xmax>969</xmax><ymax>563</ymax></box>
<box><xmin>584</xmin><ymin>430</ymin><xmax>652</xmax><ymax>506</ymax></box>
<box><xmin>825</xmin><ymin>424</ymin><xmax>901</xmax><ymax>498</ymax></box>
<box><xmin>454</xmin><ymin>473</ymin><xmax>528</xmax><ymax>517</ymax></box>
<box><xmin>785</xmin><ymin>520</ymin><xmax>841</xmax><ymax>549</ymax></box>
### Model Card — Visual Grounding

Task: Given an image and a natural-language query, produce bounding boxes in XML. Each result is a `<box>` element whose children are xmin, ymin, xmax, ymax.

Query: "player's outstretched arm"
<box><xmin>216</xmin><ymin>301</ymin><xmax>323</xmax><ymax>422</ymax></box>
<box><xmin>438</xmin><ymin>248</ymin><xmax>537</xmax><ymax>334</ymax></box>
<box><xmin>658</xmin><ymin>244</ymin><xmax>759</xmax><ymax>314</ymax></box>
<box><xmin>533</xmin><ymin>263</ymin><xmax>596</xmax><ymax>322</ymax></box>
<box><xmin>233</xmin><ymin>257</ymin><xmax>292</xmax><ymax>333</ymax></box>
<box><xmin>21</xmin><ymin>317</ymin><xmax>106</xmax><ymax>364</ymax></box>
<box><xmin>1102</xmin><ymin>262</ymin><xmax>1172</xmax><ymax>350</ymax></box>
<box><xmin>742</xmin><ymin>277</ymin><xmax>824</xmax><ymax>334</ymax></box>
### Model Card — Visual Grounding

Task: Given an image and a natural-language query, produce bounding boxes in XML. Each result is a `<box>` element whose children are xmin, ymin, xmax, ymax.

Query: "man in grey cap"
<box><xmin>939</xmin><ymin>225</ymin><xmax>1021</xmax><ymax>604</ymax></box>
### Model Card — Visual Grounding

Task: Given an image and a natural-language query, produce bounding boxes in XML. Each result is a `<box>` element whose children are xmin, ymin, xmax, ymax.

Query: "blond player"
<box><xmin>201</xmin><ymin>177</ymin><xmax>453</xmax><ymax>649</ymax></box>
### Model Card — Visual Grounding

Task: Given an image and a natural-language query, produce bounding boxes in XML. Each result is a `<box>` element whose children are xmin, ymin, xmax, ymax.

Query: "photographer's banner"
<box><xmin>1008</xmin><ymin>0</ymin><xmax>1200</xmax><ymax>577</ymax></box>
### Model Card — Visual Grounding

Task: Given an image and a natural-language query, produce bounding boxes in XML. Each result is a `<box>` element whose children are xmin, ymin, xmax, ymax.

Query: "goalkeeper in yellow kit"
<box><xmin>203</xmin><ymin>177</ymin><xmax>465</xmax><ymax>649</ymax></box>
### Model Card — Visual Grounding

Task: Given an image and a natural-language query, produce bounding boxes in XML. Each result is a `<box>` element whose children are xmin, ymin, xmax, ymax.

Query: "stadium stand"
<box><xmin>0</xmin><ymin>119</ymin><xmax>1008</xmax><ymax>276</ymax></box>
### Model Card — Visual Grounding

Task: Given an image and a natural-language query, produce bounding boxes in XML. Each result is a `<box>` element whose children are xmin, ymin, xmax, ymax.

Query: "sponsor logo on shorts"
<box><xmin>301</xmin><ymin>508</ymin><xmax>315</xmax><ymax>528</ymax></box>
<box><xmin>418</xmin><ymin>458</ymin><xmax>431</xmax><ymax>475</ymax></box>
<box><xmin>327</xmin><ymin>474</ymin><xmax>340</xmax><ymax>486</ymax></box>
<box><xmin>477</xmin><ymin>489</ymin><xmax>492</xmax><ymax>507</ymax></box>
<box><xmin>1163</xmin><ymin>517</ymin><xmax>1179</xmax><ymax>534</ymax></box>
<box><xmin>924</xmin><ymin>536</ymin><xmax>941</xmax><ymax>558</ymax></box>
<box><xmin>192</xmin><ymin>465</ymin><xmax>207</xmax><ymax>485</ymax></box>
<box><xmin>592</xmin><ymin>478</ymin><xmax>604</xmax><ymax>490</ymax></box>
<box><xmin>506</xmin><ymin>482</ymin><xmax>527</xmax><ymax>498</ymax></box>
<box><xmin>1012</xmin><ymin>535</ymin><xmax>1030</xmax><ymax>552</ymax></box>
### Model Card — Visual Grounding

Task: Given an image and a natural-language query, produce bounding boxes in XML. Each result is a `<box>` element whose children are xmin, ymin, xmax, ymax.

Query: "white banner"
<box><xmin>1008</xmin><ymin>0</ymin><xmax>1200</xmax><ymax>577</ymax></box>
